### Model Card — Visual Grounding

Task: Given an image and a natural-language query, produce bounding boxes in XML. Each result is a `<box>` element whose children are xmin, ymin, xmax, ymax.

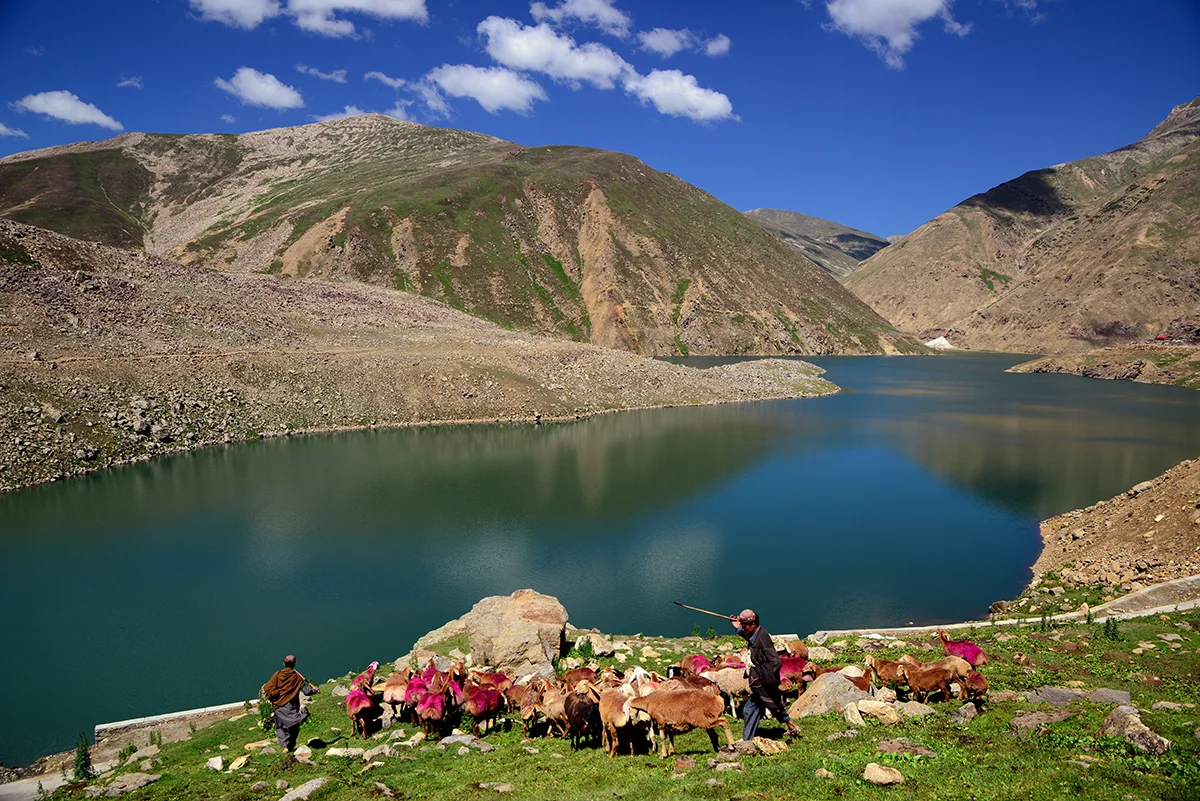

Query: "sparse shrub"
<box><xmin>1102</xmin><ymin>616</ymin><xmax>1123</xmax><ymax>641</ymax></box>
<box><xmin>73</xmin><ymin>733</ymin><xmax>94</xmax><ymax>781</ymax></box>
<box><xmin>117</xmin><ymin>743</ymin><xmax>137</xmax><ymax>763</ymax></box>
<box><xmin>692</xmin><ymin>623</ymin><xmax>701</xmax><ymax>637</ymax></box>
<box><xmin>706</xmin><ymin>623</ymin><xmax>716</xmax><ymax>639</ymax></box>
<box><xmin>258</xmin><ymin>688</ymin><xmax>274</xmax><ymax>732</ymax></box>
<box><xmin>577</xmin><ymin>637</ymin><xmax>595</xmax><ymax>661</ymax></box>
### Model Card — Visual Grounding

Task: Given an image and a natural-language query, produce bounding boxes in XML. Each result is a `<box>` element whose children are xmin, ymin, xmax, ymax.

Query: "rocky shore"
<box><xmin>1009</xmin><ymin>343</ymin><xmax>1200</xmax><ymax>390</ymax></box>
<box><xmin>0</xmin><ymin>219</ymin><xmax>835</xmax><ymax>494</ymax></box>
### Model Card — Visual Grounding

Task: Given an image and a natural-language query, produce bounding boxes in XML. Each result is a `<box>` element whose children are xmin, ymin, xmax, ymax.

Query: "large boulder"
<box><xmin>409</xmin><ymin>590</ymin><xmax>569</xmax><ymax>679</ymax></box>
<box><xmin>788</xmin><ymin>673</ymin><xmax>869</xmax><ymax>719</ymax></box>
<box><xmin>1098</xmin><ymin>706</ymin><xmax>1170</xmax><ymax>755</ymax></box>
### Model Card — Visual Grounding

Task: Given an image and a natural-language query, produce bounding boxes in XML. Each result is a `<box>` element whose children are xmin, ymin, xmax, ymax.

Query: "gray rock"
<box><xmin>1152</xmin><ymin>701</ymin><xmax>1182</xmax><ymax>712</ymax></box>
<box><xmin>260</xmin><ymin>747</ymin><xmax>277</xmax><ymax>755</ymax></box>
<box><xmin>815</xmin><ymin>768</ymin><xmax>835</xmax><ymax>779</ymax></box>
<box><xmin>100</xmin><ymin>772</ymin><xmax>160</xmax><ymax>796</ymax></box>
<box><xmin>1026</xmin><ymin>687</ymin><xmax>1085</xmax><ymax>707</ymax></box>
<box><xmin>457</xmin><ymin>746</ymin><xmax>471</xmax><ymax>756</ymax></box>
<box><xmin>279</xmin><ymin>778</ymin><xmax>328</xmax><ymax>801</ymax></box>
<box><xmin>856</xmin><ymin>700</ymin><xmax>901</xmax><ymax>725</ymax></box>
<box><xmin>863</xmin><ymin>762</ymin><xmax>904</xmax><ymax>785</ymax></box>
<box><xmin>326</xmin><ymin>748</ymin><xmax>364</xmax><ymax>758</ymax></box>
<box><xmin>878</xmin><ymin>738</ymin><xmax>937</xmax><ymax>758</ymax></box>
<box><xmin>788</xmin><ymin>673</ymin><xmax>868</xmax><ymax>719</ymax></box>
<box><xmin>1157</xmin><ymin>633</ymin><xmax>1183</xmax><ymax>642</ymax></box>
<box><xmin>363</xmin><ymin>745</ymin><xmax>398</xmax><ymax>761</ymax></box>
<box><xmin>1087</xmin><ymin>689</ymin><xmax>1131</xmax><ymax>705</ymax></box>
<box><xmin>413</xmin><ymin>589</ymin><xmax>568</xmax><ymax>679</ymax></box>
<box><xmin>575</xmin><ymin>632</ymin><xmax>615</xmax><ymax>657</ymax></box>
<box><xmin>714</xmin><ymin>762</ymin><xmax>743</xmax><ymax>772</ymax></box>
<box><xmin>251</xmin><ymin>781</ymin><xmax>270</xmax><ymax>791</ymax></box>
<box><xmin>705</xmin><ymin>778</ymin><xmax>725</xmax><ymax>787</ymax></box>
<box><xmin>477</xmin><ymin>783</ymin><xmax>517</xmax><ymax>793</ymax></box>
<box><xmin>806</xmin><ymin>646</ymin><xmax>834</xmax><ymax>661</ymax></box>
<box><xmin>826</xmin><ymin>730</ymin><xmax>859</xmax><ymax>741</ymax></box>
<box><xmin>331</xmin><ymin>686</ymin><xmax>349</xmax><ymax>698</ymax></box>
<box><xmin>276</xmin><ymin>780</ymin><xmax>289</xmax><ymax>790</ymax></box>
<box><xmin>205</xmin><ymin>757</ymin><xmax>223</xmax><ymax>771</ymax></box>
<box><xmin>896</xmin><ymin>701</ymin><xmax>936</xmax><ymax>719</ymax></box>
<box><xmin>949</xmin><ymin>703</ymin><xmax>979</xmax><ymax>725</ymax></box>
<box><xmin>729</xmin><ymin>741</ymin><xmax>758</xmax><ymax>756</ymax></box>
<box><xmin>1098</xmin><ymin>706</ymin><xmax>1170</xmax><ymax>755</ymax></box>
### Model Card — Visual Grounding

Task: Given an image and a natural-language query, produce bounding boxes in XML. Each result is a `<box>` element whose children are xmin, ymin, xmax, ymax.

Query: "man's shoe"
<box><xmin>786</xmin><ymin>721</ymin><xmax>801</xmax><ymax>737</ymax></box>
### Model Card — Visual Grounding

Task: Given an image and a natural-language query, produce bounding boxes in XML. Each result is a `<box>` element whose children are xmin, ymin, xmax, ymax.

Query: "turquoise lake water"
<box><xmin>2</xmin><ymin>352</ymin><xmax>1199</xmax><ymax>765</ymax></box>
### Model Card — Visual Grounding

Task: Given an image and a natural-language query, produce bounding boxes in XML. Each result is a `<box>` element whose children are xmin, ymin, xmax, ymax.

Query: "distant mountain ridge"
<box><xmin>845</xmin><ymin>95</ymin><xmax>1200</xmax><ymax>354</ymax></box>
<box><xmin>0</xmin><ymin>115</ymin><xmax>922</xmax><ymax>357</ymax></box>
<box><xmin>743</xmin><ymin>208</ymin><xmax>889</xmax><ymax>278</ymax></box>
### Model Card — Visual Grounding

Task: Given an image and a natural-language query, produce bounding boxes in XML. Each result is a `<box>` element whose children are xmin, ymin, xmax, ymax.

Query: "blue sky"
<box><xmin>1</xmin><ymin>0</ymin><xmax>1197</xmax><ymax>237</ymax></box>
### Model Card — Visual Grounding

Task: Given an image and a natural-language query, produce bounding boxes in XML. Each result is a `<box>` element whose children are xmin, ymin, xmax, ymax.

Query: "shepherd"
<box><xmin>731</xmin><ymin>610</ymin><xmax>801</xmax><ymax>740</ymax></box>
<box><xmin>262</xmin><ymin>654</ymin><xmax>320</xmax><ymax>752</ymax></box>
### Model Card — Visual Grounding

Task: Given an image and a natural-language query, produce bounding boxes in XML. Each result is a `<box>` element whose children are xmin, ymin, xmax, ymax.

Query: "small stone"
<box><xmin>477</xmin><ymin>782</ymin><xmax>517</xmax><ymax>793</ymax></box>
<box><xmin>293</xmin><ymin>746</ymin><xmax>312</xmax><ymax>759</ymax></box>
<box><xmin>1098</xmin><ymin>706</ymin><xmax>1171</xmax><ymax>754</ymax></box>
<box><xmin>550</xmin><ymin>753</ymin><xmax>563</xmax><ymax>759</ymax></box>
<box><xmin>752</xmin><ymin>736</ymin><xmax>788</xmax><ymax>755</ymax></box>
<box><xmin>1152</xmin><ymin>701</ymin><xmax>1182</xmax><ymax>712</ymax></box>
<box><xmin>878</xmin><ymin>738</ymin><xmax>937</xmax><ymax>758</ymax></box>
<box><xmin>714</xmin><ymin>762</ymin><xmax>743</xmax><ymax>771</ymax></box>
<box><xmin>276</xmin><ymin>780</ymin><xmax>289</xmax><ymax>790</ymax></box>
<box><xmin>896</xmin><ymin>701</ymin><xmax>936</xmax><ymax>719</ymax></box>
<box><xmin>326</xmin><ymin>747</ymin><xmax>364</xmax><ymax>758</ymax></box>
<box><xmin>374</xmin><ymin>783</ymin><xmax>395</xmax><ymax>798</ymax></box>
<box><xmin>704</xmin><ymin>779</ymin><xmax>725</xmax><ymax>787</ymax></box>
<box><xmin>1013</xmin><ymin>652</ymin><xmax>1030</xmax><ymax>666</ymax></box>
<box><xmin>826</xmin><ymin>730</ymin><xmax>859</xmax><ymax>741</ymax></box>
<box><xmin>843</xmin><ymin>703</ymin><xmax>865</xmax><ymax>726</ymax></box>
<box><xmin>991</xmin><ymin>690</ymin><xmax>1024</xmax><ymax>703</ymax></box>
<box><xmin>674</xmin><ymin>756</ymin><xmax>697</xmax><ymax>771</ymax></box>
<box><xmin>245</xmin><ymin>740</ymin><xmax>272</xmax><ymax>751</ymax></box>
<box><xmin>251</xmin><ymin>781</ymin><xmax>269</xmax><ymax>791</ymax></box>
<box><xmin>949</xmin><ymin>703</ymin><xmax>979</xmax><ymax>725</ymax></box>
<box><xmin>457</xmin><ymin>746</ymin><xmax>470</xmax><ymax>756</ymax></box>
<box><xmin>260</xmin><ymin>747</ymin><xmax>277</xmax><ymax>755</ymax></box>
<box><xmin>205</xmin><ymin>757</ymin><xmax>223</xmax><ymax>771</ymax></box>
<box><xmin>863</xmin><ymin>762</ymin><xmax>904</xmax><ymax>785</ymax></box>
<box><xmin>218</xmin><ymin>744</ymin><xmax>229</xmax><ymax>751</ymax></box>
<box><xmin>523</xmin><ymin>747</ymin><xmax>539</xmax><ymax>754</ymax></box>
<box><xmin>332</xmin><ymin>686</ymin><xmax>349</xmax><ymax>697</ymax></box>
<box><xmin>815</xmin><ymin>768</ymin><xmax>835</xmax><ymax>779</ymax></box>
<box><xmin>227</xmin><ymin>754</ymin><xmax>249</xmax><ymax>771</ymax></box>
<box><xmin>363</xmin><ymin>745</ymin><xmax>398</xmax><ymax>761</ymax></box>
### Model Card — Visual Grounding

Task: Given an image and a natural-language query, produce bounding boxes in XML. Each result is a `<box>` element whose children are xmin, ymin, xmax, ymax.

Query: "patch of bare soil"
<box><xmin>1034</xmin><ymin>458</ymin><xmax>1200</xmax><ymax>589</ymax></box>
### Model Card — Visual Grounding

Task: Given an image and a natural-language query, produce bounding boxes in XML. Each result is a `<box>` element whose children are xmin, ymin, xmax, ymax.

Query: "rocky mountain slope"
<box><xmin>0</xmin><ymin>219</ymin><xmax>837</xmax><ymax>493</ymax></box>
<box><xmin>744</xmin><ymin>208</ymin><xmax>889</xmax><ymax>278</ymax></box>
<box><xmin>0</xmin><ymin>116</ymin><xmax>921</xmax><ymax>357</ymax></box>
<box><xmin>844</xmin><ymin>95</ymin><xmax>1200</xmax><ymax>353</ymax></box>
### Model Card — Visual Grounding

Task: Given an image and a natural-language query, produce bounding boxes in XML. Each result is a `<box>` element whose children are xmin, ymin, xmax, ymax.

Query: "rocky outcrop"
<box><xmin>408</xmin><ymin>589</ymin><xmax>569</xmax><ymax>679</ymax></box>
<box><xmin>1098</xmin><ymin>706</ymin><xmax>1170</xmax><ymax>755</ymax></box>
<box><xmin>787</xmin><ymin>673</ymin><xmax>868</xmax><ymax>719</ymax></box>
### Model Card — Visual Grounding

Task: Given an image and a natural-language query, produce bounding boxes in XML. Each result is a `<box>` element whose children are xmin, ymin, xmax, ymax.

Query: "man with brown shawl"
<box><xmin>263</xmin><ymin>654</ymin><xmax>319</xmax><ymax>751</ymax></box>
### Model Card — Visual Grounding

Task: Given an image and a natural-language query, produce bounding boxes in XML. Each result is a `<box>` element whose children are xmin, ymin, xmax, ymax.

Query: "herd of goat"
<box><xmin>339</xmin><ymin>630</ymin><xmax>989</xmax><ymax>759</ymax></box>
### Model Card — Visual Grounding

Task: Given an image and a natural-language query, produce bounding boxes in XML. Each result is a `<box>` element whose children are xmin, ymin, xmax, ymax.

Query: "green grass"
<box><xmin>0</xmin><ymin>242</ymin><xmax>39</xmax><ymax>267</ymax></box>
<box><xmin>431</xmin><ymin>262</ymin><xmax>463</xmax><ymax>310</ymax></box>
<box><xmin>978</xmin><ymin>267</ymin><xmax>1015</xmax><ymax>292</ymax></box>
<box><xmin>53</xmin><ymin>610</ymin><xmax>1200</xmax><ymax>801</ymax></box>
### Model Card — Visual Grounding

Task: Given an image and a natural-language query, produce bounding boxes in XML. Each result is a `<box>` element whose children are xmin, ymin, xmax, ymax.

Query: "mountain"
<box><xmin>844</xmin><ymin>96</ymin><xmax>1200</xmax><ymax>353</ymax></box>
<box><xmin>0</xmin><ymin>116</ymin><xmax>922</xmax><ymax>357</ymax></box>
<box><xmin>0</xmin><ymin>217</ymin><xmax>836</xmax><ymax>493</ymax></box>
<box><xmin>743</xmin><ymin>208</ymin><xmax>890</xmax><ymax>278</ymax></box>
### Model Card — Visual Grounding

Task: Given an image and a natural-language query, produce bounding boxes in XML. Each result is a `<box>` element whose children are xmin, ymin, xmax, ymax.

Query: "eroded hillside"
<box><xmin>845</xmin><ymin>96</ymin><xmax>1200</xmax><ymax>354</ymax></box>
<box><xmin>0</xmin><ymin>116</ymin><xmax>922</xmax><ymax>357</ymax></box>
<box><xmin>0</xmin><ymin>219</ymin><xmax>837</xmax><ymax>493</ymax></box>
<box><xmin>744</xmin><ymin>208</ymin><xmax>889</xmax><ymax>278</ymax></box>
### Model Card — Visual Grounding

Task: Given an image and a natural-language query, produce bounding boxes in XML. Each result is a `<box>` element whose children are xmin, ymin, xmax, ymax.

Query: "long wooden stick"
<box><xmin>674</xmin><ymin>601</ymin><xmax>735</xmax><ymax>620</ymax></box>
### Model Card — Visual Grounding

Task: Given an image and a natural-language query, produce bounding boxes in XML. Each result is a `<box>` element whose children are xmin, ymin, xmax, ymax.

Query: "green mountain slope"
<box><xmin>744</xmin><ymin>208</ymin><xmax>889</xmax><ymax>278</ymax></box>
<box><xmin>844</xmin><ymin>95</ymin><xmax>1200</xmax><ymax>354</ymax></box>
<box><xmin>0</xmin><ymin>116</ymin><xmax>922</xmax><ymax>356</ymax></box>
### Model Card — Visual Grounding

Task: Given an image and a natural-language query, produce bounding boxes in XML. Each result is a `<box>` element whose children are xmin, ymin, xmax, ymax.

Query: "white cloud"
<box><xmin>705</xmin><ymin>33</ymin><xmax>731</xmax><ymax>56</ymax></box>
<box><xmin>478</xmin><ymin>17</ymin><xmax>631</xmax><ymax>89</ymax></box>
<box><xmin>623</xmin><ymin>69</ymin><xmax>735</xmax><ymax>122</ymax></box>
<box><xmin>190</xmin><ymin>0</ymin><xmax>281</xmax><ymax>29</ymax></box>
<box><xmin>314</xmin><ymin>105</ymin><xmax>367</xmax><ymax>121</ymax></box>
<box><xmin>215</xmin><ymin>67</ymin><xmax>305</xmax><ymax>109</ymax></box>
<box><xmin>530</xmin><ymin>0</ymin><xmax>631</xmax><ymax>37</ymax></box>
<box><xmin>0</xmin><ymin>122</ymin><xmax>29</xmax><ymax>138</ymax></box>
<box><xmin>365</xmin><ymin>70</ymin><xmax>407</xmax><ymax>89</ymax></box>
<box><xmin>413</xmin><ymin>81</ymin><xmax>452</xmax><ymax>117</ymax></box>
<box><xmin>117</xmin><ymin>76</ymin><xmax>144</xmax><ymax>89</ymax></box>
<box><xmin>384</xmin><ymin>100</ymin><xmax>413</xmax><ymax>120</ymax></box>
<box><xmin>190</xmin><ymin>0</ymin><xmax>426</xmax><ymax>36</ymax></box>
<box><xmin>825</xmin><ymin>0</ymin><xmax>971</xmax><ymax>69</ymax></box>
<box><xmin>637</xmin><ymin>28</ymin><xmax>696</xmax><ymax>58</ymax></box>
<box><xmin>296</xmin><ymin>64</ymin><xmax>348</xmax><ymax>82</ymax></box>
<box><xmin>11</xmin><ymin>90</ymin><xmax>124</xmax><ymax>130</ymax></box>
<box><xmin>288</xmin><ymin>0</ymin><xmax>428</xmax><ymax>37</ymax></box>
<box><xmin>220</xmin><ymin>113</ymin><xmax>237</xmax><ymax>123</ymax></box>
<box><xmin>426</xmin><ymin>64</ymin><xmax>547</xmax><ymax>114</ymax></box>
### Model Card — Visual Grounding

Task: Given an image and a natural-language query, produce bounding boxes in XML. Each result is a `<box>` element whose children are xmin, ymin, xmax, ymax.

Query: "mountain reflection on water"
<box><xmin>2</xmin><ymin>352</ymin><xmax>1200</xmax><ymax>766</ymax></box>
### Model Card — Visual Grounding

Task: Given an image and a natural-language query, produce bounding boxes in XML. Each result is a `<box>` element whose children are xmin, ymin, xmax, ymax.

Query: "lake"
<box><xmin>2</xmin><ymin>352</ymin><xmax>1199</xmax><ymax>766</ymax></box>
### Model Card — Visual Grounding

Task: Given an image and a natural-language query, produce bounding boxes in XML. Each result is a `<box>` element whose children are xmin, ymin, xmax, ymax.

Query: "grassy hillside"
<box><xmin>0</xmin><ymin>116</ymin><xmax>923</xmax><ymax>357</ymax></box>
<box><xmin>744</xmin><ymin>208</ymin><xmax>890</xmax><ymax>278</ymax></box>
<box><xmin>845</xmin><ymin>95</ymin><xmax>1200</xmax><ymax>354</ymax></box>
<box><xmin>48</xmin><ymin>612</ymin><xmax>1200</xmax><ymax>801</ymax></box>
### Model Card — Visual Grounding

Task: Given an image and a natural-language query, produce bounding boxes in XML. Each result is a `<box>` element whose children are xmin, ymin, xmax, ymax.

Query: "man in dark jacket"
<box><xmin>263</xmin><ymin>654</ymin><xmax>319</xmax><ymax>752</ymax></box>
<box><xmin>732</xmin><ymin>609</ymin><xmax>801</xmax><ymax>740</ymax></box>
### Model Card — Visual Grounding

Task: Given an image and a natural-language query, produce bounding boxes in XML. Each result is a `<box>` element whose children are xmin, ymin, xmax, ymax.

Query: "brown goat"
<box><xmin>785</xmin><ymin>640</ymin><xmax>809</xmax><ymax>660</ymax></box>
<box><xmin>964</xmin><ymin>670</ymin><xmax>989</xmax><ymax>703</ymax></box>
<box><xmin>898</xmin><ymin>654</ymin><xmax>971</xmax><ymax>685</ymax></box>
<box><xmin>897</xmin><ymin>663</ymin><xmax>954</xmax><ymax>703</ymax></box>
<box><xmin>598</xmin><ymin>688</ymin><xmax>651</xmax><ymax>758</ymax></box>
<box><xmin>628</xmin><ymin>690</ymin><xmax>734</xmax><ymax>759</ymax></box>
<box><xmin>558</xmin><ymin>667</ymin><xmax>596</xmax><ymax>691</ymax></box>
<box><xmin>863</xmin><ymin>655</ymin><xmax>907</xmax><ymax>687</ymax></box>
